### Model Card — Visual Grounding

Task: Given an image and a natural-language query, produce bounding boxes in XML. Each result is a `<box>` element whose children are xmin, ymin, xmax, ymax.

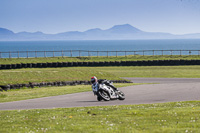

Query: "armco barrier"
<box><xmin>0</xmin><ymin>80</ymin><xmax>132</xmax><ymax>91</ymax></box>
<box><xmin>1</xmin><ymin>60</ymin><xmax>200</xmax><ymax>69</ymax></box>
<box><xmin>1</xmin><ymin>50</ymin><xmax>200</xmax><ymax>59</ymax></box>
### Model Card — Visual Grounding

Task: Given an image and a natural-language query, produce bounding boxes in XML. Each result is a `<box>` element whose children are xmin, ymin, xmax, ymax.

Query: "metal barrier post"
<box><xmin>35</xmin><ymin>51</ymin><xmax>37</xmax><ymax>58</ymax></box>
<box><xmin>62</xmin><ymin>50</ymin><xmax>64</xmax><ymax>57</ymax></box>
<box><xmin>9</xmin><ymin>52</ymin><xmax>11</xmax><ymax>58</ymax></box>
<box><xmin>70</xmin><ymin>50</ymin><xmax>72</xmax><ymax>57</ymax></box>
<box><xmin>27</xmin><ymin>51</ymin><xmax>28</xmax><ymax>58</ymax></box>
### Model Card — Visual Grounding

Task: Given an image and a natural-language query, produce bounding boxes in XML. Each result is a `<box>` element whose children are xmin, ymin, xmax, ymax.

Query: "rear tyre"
<box><xmin>97</xmin><ymin>90</ymin><xmax>110</xmax><ymax>101</ymax></box>
<box><xmin>118</xmin><ymin>91</ymin><xmax>125</xmax><ymax>100</ymax></box>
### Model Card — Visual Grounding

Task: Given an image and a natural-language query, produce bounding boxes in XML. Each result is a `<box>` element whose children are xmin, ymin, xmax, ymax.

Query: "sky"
<box><xmin>0</xmin><ymin>0</ymin><xmax>200</xmax><ymax>34</ymax></box>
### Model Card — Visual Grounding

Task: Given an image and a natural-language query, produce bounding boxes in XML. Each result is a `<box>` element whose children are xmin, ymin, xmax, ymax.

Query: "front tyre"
<box><xmin>97</xmin><ymin>90</ymin><xmax>110</xmax><ymax>101</ymax></box>
<box><xmin>97</xmin><ymin>96</ymin><xmax>102</xmax><ymax>101</ymax></box>
<box><xmin>118</xmin><ymin>91</ymin><xmax>125</xmax><ymax>100</ymax></box>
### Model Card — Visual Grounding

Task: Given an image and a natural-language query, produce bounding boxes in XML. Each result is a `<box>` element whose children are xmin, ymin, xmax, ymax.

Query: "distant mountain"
<box><xmin>106</xmin><ymin>24</ymin><xmax>142</xmax><ymax>34</ymax></box>
<box><xmin>16</xmin><ymin>31</ymin><xmax>51</xmax><ymax>40</ymax></box>
<box><xmin>0</xmin><ymin>24</ymin><xmax>200</xmax><ymax>41</ymax></box>
<box><xmin>0</xmin><ymin>28</ymin><xmax>15</xmax><ymax>40</ymax></box>
<box><xmin>0</xmin><ymin>28</ymin><xmax>14</xmax><ymax>35</ymax></box>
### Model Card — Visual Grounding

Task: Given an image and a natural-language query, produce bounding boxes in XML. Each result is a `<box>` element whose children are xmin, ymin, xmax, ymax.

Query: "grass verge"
<box><xmin>0</xmin><ymin>67</ymin><xmax>122</xmax><ymax>85</ymax></box>
<box><xmin>0</xmin><ymin>101</ymin><xmax>200</xmax><ymax>132</ymax></box>
<box><xmin>1</xmin><ymin>55</ymin><xmax>200</xmax><ymax>64</ymax></box>
<box><xmin>0</xmin><ymin>83</ymin><xmax>139</xmax><ymax>103</ymax></box>
<box><xmin>99</xmin><ymin>65</ymin><xmax>200</xmax><ymax>78</ymax></box>
<box><xmin>1</xmin><ymin>66</ymin><xmax>200</xmax><ymax>85</ymax></box>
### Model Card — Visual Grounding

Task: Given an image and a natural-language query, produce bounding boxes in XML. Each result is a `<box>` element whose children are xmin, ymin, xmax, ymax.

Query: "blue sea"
<box><xmin>0</xmin><ymin>39</ymin><xmax>200</xmax><ymax>58</ymax></box>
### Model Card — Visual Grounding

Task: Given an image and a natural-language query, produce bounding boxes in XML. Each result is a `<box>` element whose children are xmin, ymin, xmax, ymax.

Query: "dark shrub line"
<box><xmin>0</xmin><ymin>80</ymin><xmax>132</xmax><ymax>91</ymax></box>
<box><xmin>1</xmin><ymin>60</ymin><xmax>200</xmax><ymax>69</ymax></box>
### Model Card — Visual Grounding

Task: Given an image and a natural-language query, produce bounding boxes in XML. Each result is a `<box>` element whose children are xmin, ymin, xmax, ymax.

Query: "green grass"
<box><xmin>0</xmin><ymin>67</ymin><xmax>122</xmax><ymax>85</ymax></box>
<box><xmin>1</xmin><ymin>55</ymin><xmax>200</xmax><ymax>64</ymax></box>
<box><xmin>100</xmin><ymin>66</ymin><xmax>200</xmax><ymax>78</ymax></box>
<box><xmin>0</xmin><ymin>83</ymin><xmax>139</xmax><ymax>103</ymax></box>
<box><xmin>1</xmin><ymin>66</ymin><xmax>200</xmax><ymax>85</ymax></box>
<box><xmin>0</xmin><ymin>101</ymin><xmax>200</xmax><ymax>132</ymax></box>
<box><xmin>1</xmin><ymin>57</ymin><xmax>200</xmax><ymax>132</ymax></box>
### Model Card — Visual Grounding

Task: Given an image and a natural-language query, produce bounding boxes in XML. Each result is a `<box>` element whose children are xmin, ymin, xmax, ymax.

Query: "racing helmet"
<box><xmin>91</xmin><ymin>76</ymin><xmax>97</xmax><ymax>84</ymax></box>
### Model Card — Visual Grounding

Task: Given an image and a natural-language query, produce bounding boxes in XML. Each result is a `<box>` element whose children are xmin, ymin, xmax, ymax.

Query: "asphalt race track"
<box><xmin>1</xmin><ymin>78</ymin><xmax>200</xmax><ymax>110</ymax></box>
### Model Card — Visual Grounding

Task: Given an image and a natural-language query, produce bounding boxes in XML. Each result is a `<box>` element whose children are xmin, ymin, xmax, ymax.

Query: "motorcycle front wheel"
<box><xmin>97</xmin><ymin>90</ymin><xmax>110</xmax><ymax>101</ymax></box>
<box><xmin>97</xmin><ymin>96</ymin><xmax>102</xmax><ymax>101</ymax></box>
<box><xmin>118</xmin><ymin>91</ymin><xmax>125</xmax><ymax>100</ymax></box>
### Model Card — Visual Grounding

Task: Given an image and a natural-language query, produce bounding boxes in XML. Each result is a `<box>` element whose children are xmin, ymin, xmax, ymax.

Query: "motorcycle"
<box><xmin>96</xmin><ymin>83</ymin><xmax>125</xmax><ymax>101</ymax></box>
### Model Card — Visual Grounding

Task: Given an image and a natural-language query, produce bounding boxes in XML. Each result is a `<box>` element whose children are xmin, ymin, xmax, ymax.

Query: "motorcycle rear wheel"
<box><xmin>97</xmin><ymin>90</ymin><xmax>110</xmax><ymax>101</ymax></box>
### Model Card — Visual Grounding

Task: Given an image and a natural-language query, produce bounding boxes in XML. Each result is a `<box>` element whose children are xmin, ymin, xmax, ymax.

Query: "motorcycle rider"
<box><xmin>91</xmin><ymin>76</ymin><xmax>118</xmax><ymax>95</ymax></box>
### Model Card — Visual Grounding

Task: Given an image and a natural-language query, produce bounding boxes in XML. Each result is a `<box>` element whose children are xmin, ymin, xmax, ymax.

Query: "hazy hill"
<box><xmin>0</xmin><ymin>28</ymin><xmax>15</xmax><ymax>40</ymax></box>
<box><xmin>0</xmin><ymin>24</ymin><xmax>200</xmax><ymax>41</ymax></box>
<box><xmin>0</xmin><ymin>28</ymin><xmax>14</xmax><ymax>35</ymax></box>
